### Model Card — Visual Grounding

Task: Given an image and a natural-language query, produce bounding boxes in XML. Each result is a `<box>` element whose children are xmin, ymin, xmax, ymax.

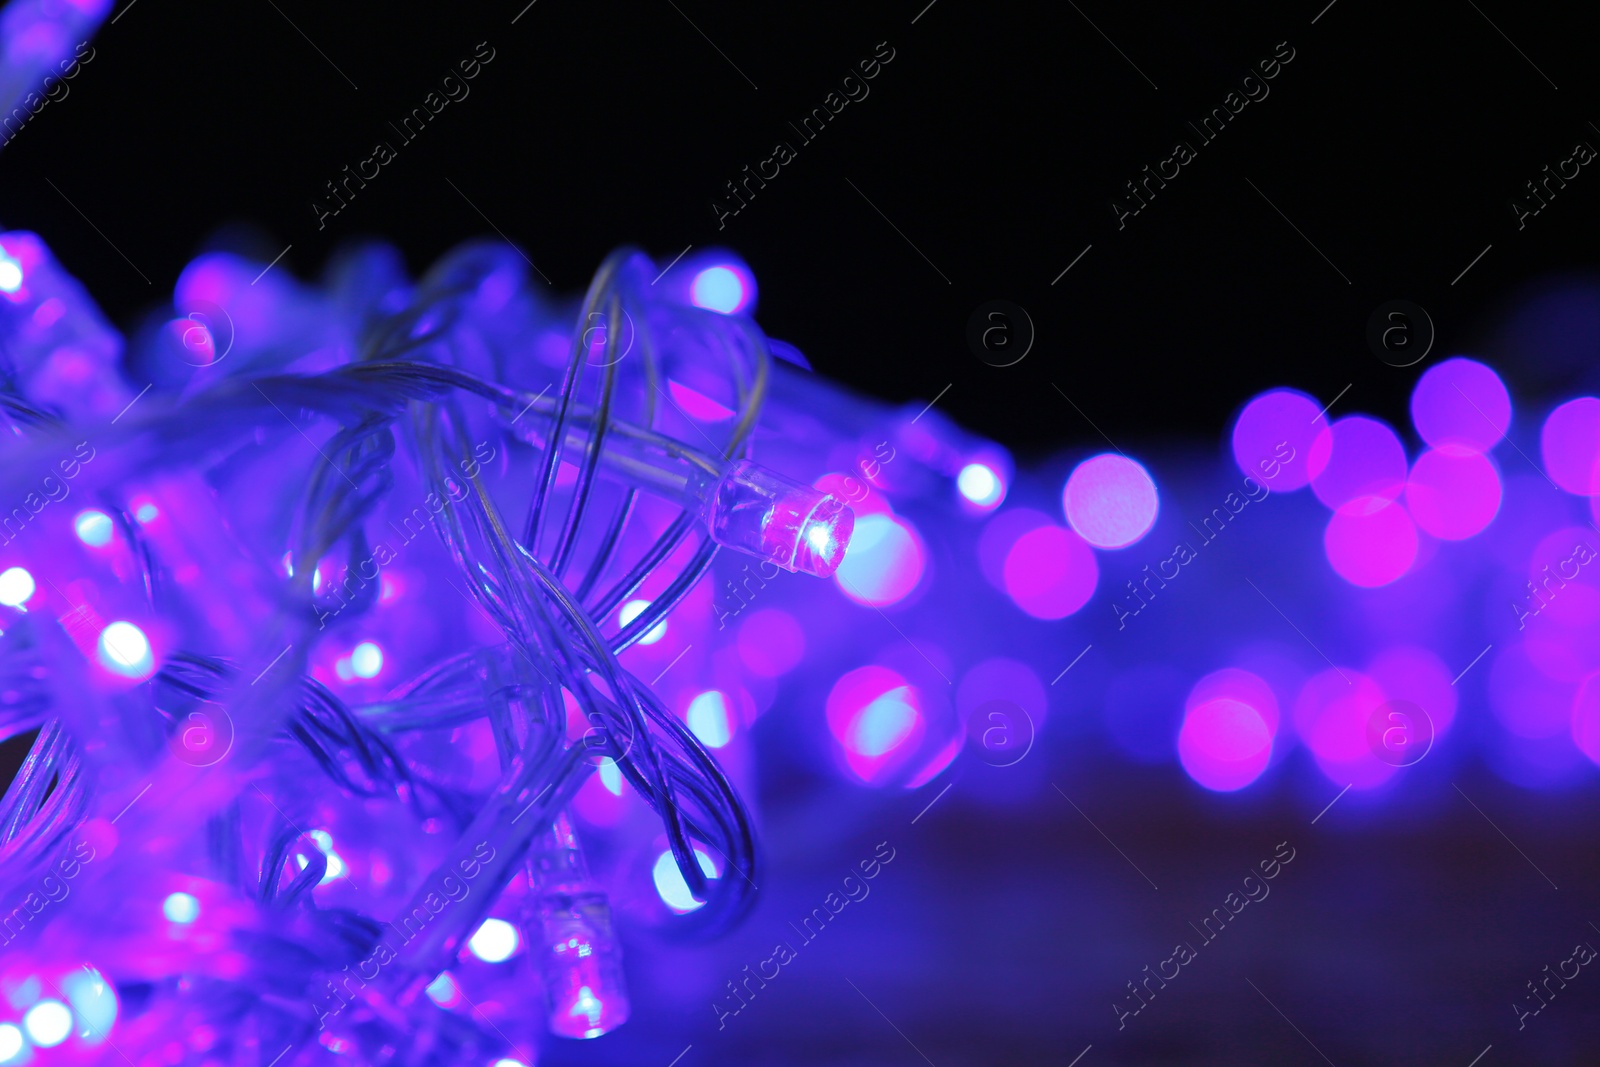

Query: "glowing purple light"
<box><xmin>834</xmin><ymin>513</ymin><xmax>925</xmax><ymax>607</ymax></box>
<box><xmin>1489</xmin><ymin>643</ymin><xmax>1575</xmax><ymax>739</ymax></box>
<box><xmin>1365</xmin><ymin>646</ymin><xmax>1457</xmax><ymax>741</ymax></box>
<box><xmin>1309</xmin><ymin>416</ymin><xmax>1408</xmax><ymax>509</ymax></box>
<box><xmin>976</xmin><ymin>508</ymin><xmax>1051</xmax><ymax>591</ymax></box>
<box><xmin>1410</xmin><ymin>357</ymin><xmax>1511</xmax><ymax>452</ymax></box>
<box><xmin>1540</xmin><ymin>397</ymin><xmax>1600</xmax><ymax>495</ymax></box>
<box><xmin>1404</xmin><ymin>446</ymin><xmax>1501</xmax><ymax>540</ymax></box>
<box><xmin>1178</xmin><ymin>698</ymin><xmax>1273</xmax><ymax>792</ymax></box>
<box><xmin>1062</xmin><ymin>453</ymin><xmax>1159</xmax><ymax>548</ymax></box>
<box><xmin>1571</xmin><ymin>672</ymin><xmax>1600</xmax><ymax>766</ymax></box>
<box><xmin>1001</xmin><ymin>524</ymin><xmax>1098</xmax><ymax>620</ymax></box>
<box><xmin>1186</xmin><ymin>667</ymin><xmax>1280</xmax><ymax>737</ymax></box>
<box><xmin>689</xmin><ymin>265</ymin><xmax>752</xmax><ymax>314</ymax></box>
<box><xmin>1230</xmin><ymin>388</ymin><xmax>1328</xmax><ymax>490</ymax></box>
<box><xmin>1323</xmin><ymin>496</ymin><xmax>1418</xmax><ymax>587</ymax></box>
<box><xmin>1292</xmin><ymin>668</ymin><xmax>1397</xmax><ymax>789</ymax></box>
<box><xmin>736</xmin><ymin>608</ymin><xmax>805</xmax><ymax>677</ymax></box>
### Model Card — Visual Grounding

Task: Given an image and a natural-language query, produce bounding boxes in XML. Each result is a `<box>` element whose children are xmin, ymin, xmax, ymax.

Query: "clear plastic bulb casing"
<box><xmin>529</xmin><ymin>815</ymin><xmax>630</xmax><ymax>1040</ymax></box>
<box><xmin>704</xmin><ymin>460</ymin><xmax>854</xmax><ymax>578</ymax></box>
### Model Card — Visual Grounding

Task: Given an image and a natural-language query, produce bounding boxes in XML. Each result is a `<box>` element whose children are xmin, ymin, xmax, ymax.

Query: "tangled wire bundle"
<box><xmin>0</xmin><ymin>235</ymin><xmax>855</xmax><ymax>1067</ymax></box>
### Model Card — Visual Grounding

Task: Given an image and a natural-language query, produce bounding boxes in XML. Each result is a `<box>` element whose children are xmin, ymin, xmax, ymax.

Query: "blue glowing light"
<box><xmin>957</xmin><ymin>462</ymin><xmax>1004</xmax><ymax>507</ymax></box>
<box><xmin>652</xmin><ymin>848</ymin><xmax>717</xmax><ymax>913</ymax></box>
<box><xmin>350</xmin><ymin>641</ymin><xmax>383</xmax><ymax>678</ymax></box>
<box><xmin>619</xmin><ymin>598</ymin><xmax>668</xmax><ymax>644</ymax></box>
<box><xmin>1063</xmin><ymin>453</ymin><xmax>1159</xmax><ymax>549</ymax></box>
<box><xmin>686</xmin><ymin>690</ymin><xmax>732</xmax><ymax>748</ymax></box>
<box><xmin>163</xmin><ymin>891</ymin><xmax>200</xmax><ymax>923</ymax></box>
<box><xmin>690</xmin><ymin>266</ymin><xmax>748</xmax><ymax>314</ymax></box>
<box><xmin>75</xmin><ymin>508</ymin><xmax>114</xmax><ymax>547</ymax></box>
<box><xmin>0</xmin><ymin>567</ymin><xmax>35</xmax><ymax>608</ymax></box>
<box><xmin>98</xmin><ymin>621</ymin><xmax>154</xmax><ymax>678</ymax></box>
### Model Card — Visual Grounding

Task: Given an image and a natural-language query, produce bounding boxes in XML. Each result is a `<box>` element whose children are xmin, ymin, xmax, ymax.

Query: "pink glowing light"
<box><xmin>1292</xmin><ymin>668</ymin><xmax>1397</xmax><ymax>789</ymax></box>
<box><xmin>1410</xmin><ymin>358</ymin><xmax>1511</xmax><ymax>452</ymax></box>
<box><xmin>976</xmin><ymin>508</ymin><xmax>1051</xmax><ymax>591</ymax></box>
<box><xmin>1540</xmin><ymin>397</ymin><xmax>1600</xmax><ymax>495</ymax></box>
<box><xmin>1323</xmin><ymin>495</ymin><xmax>1418</xmax><ymax>587</ymax></box>
<box><xmin>666</xmin><ymin>379</ymin><xmax>736</xmax><ymax>421</ymax></box>
<box><xmin>1062</xmin><ymin>453</ymin><xmax>1159</xmax><ymax>548</ymax></box>
<box><xmin>1309</xmin><ymin>416</ymin><xmax>1408</xmax><ymax>509</ymax></box>
<box><xmin>1230</xmin><ymin>388</ymin><xmax>1328</xmax><ymax>490</ymax></box>
<box><xmin>736</xmin><ymin>608</ymin><xmax>805</xmax><ymax>677</ymax></box>
<box><xmin>825</xmin><ymin>666</ymin><xmax>927</xmax><ymax>784</ymax></box>
<box><xmin>1365</xmin><ymin>646</ymin><xmax>1457</xmax><ymax>741</ymax></box>
<box><xmin>834</xmin><ymin>513</ymin><xmax>925</xmax><ymax>607</ymax></box>
<box><xmin>1001</xmin><ymin>524</ymin><xmax>1098</xmax><ymax>620</ymax></box>
<box><xmin>1571</xmin><ymin>672</ymin><xmax>1600</xmax><ymax>766</ymax></box>
<box><xmin>1178</xmin><ymin>698</ymin><xmax>1273</xmax><ymax>792</ymax></box>
<box><xmin>1186</xmin><ymin>667</ymin><xmax>1280</xmax><ymax>737</ymax></box>
<box><xmin>1404</xmin><ymin>446</ymin><xmax>1501</xmax><ymax>540</ymax></box>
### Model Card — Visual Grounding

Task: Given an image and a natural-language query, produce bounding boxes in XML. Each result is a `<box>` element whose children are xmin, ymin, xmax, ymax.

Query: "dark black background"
<box><xmin>2</xmin><ymin>0</ymin><xmax>1597</xmax><ymax>457</ymax></box>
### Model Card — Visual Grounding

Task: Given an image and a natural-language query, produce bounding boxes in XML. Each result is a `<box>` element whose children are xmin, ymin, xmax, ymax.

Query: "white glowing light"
<box><xmin>0</xmin><ymin>567</ymin><xmax>35</xmax><ymax>607</ymax></box>
<box><xmin>0</xmin><ymin>256</ymin><xmax>21</xmax><ymax>294</ymax></box>
<box><xmin>307</xmin><ymin>830</ymin><xmax>346</xmax><ymax>883</ymax></box>
<box><xmin>618</xmin><ymin>599</ymin><xmax>667</xmax><ymax>645</ymax></box>
<box><xmin>0</xmin><ymin>1023</ymin><xmax>23</xmax><ymax>1062</ymax></box>
<box><xmin>98</xmin><ymin>621</ymin><xmax>153</xmax><ymax>677</ymax></box>
<box><xmin>957</xmin><ymin>463</ymin><xmax>1003</xmax><ymax>507</ymax></box>
<box><xmin>23</xmin><ymin>1000</ymin><xmax>71</xmax><ymax>1047</ymax></box>
<box><xmin>75</xmin><ymin>509</ymin><xmax>114</xmax><ymax>547</ymax></box>
<box><xmin>163</xmin><ymin>891</ymin><xmax>200</xmax><ymax>923</ymax></box>
<box><xmin>468</xmin><ymin>917</ymin><xmax>520</xmax><ymax>963</ymax></box>
<box><xmin>652</xmin><ymin>848</ymin><xmax>717</xmax><ymax>913</ymax></box>
<box><xmin>351</xmin><ymin>641</ymin><xmax>383</xmax><ymax>678</ymax></box>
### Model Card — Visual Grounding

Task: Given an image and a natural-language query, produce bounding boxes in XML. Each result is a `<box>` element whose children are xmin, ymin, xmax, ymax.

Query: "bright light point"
<box><xmin>24</xmin><ymin>1001</ymin><xmax>72</xmax><ymax>1047</ymax></box>
<box><xmin>350</xmin><ymin>641</ymin><xmax>383</xmax><ymax>678</ymax></box>
<box><xmin>468</xmin><ymin>917</ymin><xmax>520</xmax><ymax>963</ymax></box>
<box><xmin>690</xmin><ymin>266</ymin><xmax>748</xmax><ymax>314</ymax></box>
<box><xmin>834</xmin><ymin>513</ymin><xmax>925</xmax><ymax>606</ymax></box>
<box><xmin>424</xmin><ymin>971</ymin><xmax>461</xmax><ymax>1008</ymax></box>
<box><xmin>653</xmin><ymin>848</ymin><xmax>717</xmax><ymax>913</ymax></box>
<box><xmin>493</xmin><ymin>1060</ymin><xmax>528</xmax><ymax>1067</ymax></box>
<box><xmin>808</xmin><ymin>523</ymin><xmax>832</xmax><ymax>550</ymax></box>
<box><xmin>569</xmin><ymin>986</ymin><xmax>604</xmax><ymax>1035</ymax></box>
<box><xmin>0</xmin><ymin>258</ymin><xmax>21</xmax><ymax>294</ymax></box>
<box><xmin>134</xmin><ymin>503</ymin><xmax>159</xmax><ymax>523</ymax></box>
<box><xmin>163</xmin><ymin>891</ymin><xmax>200</xmax><ymax>923</ymax></box>
<box><xmin>619</xmin><ymin>599</ymin><xmax>667</xmax><ymax>645</ymax></box>
<box><xmin>0</xmin><ymin>567</ymin><xmax>35</xmax><ymax>608</ymax></box>
<box><xmin>0</xmin><ymin>1024</ymin><xmax>22</xmax><ymax>1062</ymax></box>
<box><xmin>958</xmin><ymin>463</ymin><xmax>1004</xmax><ymax>507</ymax></box>
<box><xmin>687</xmin><ymin>690</ymin><xmax>732</xmax><ymax>748</ymax></box>
<box><xmin>98</xmin><ymin>621</ymin><xmax>154</xmax><ymax>678</ymax></box>
<box><xmin>598</xmin><ymin>757</ymin><xmax>623</xmax><ymax>795</ymax></box>
<box><xmin>1063</xmin><ymin>453</ymin><xmax>1159</xmax><ymax>548</ymax></box>
<box><xmin>75</xmin><ymin>509</ymin><xmax>114</xmax><ymax>547</ymax></box>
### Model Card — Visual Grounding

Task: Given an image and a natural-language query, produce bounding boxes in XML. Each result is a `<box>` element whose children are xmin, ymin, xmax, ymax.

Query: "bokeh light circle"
<box><xmin>1409</xmin><ymin>357</ymin><xmax>1511</xmax><ymax>452</ymax></box>
<box><xmin>1323</xmin><ymin>496</ymin><xmax>1418</xmax><ymax>587</ymax></box>
<box><xmin>1404</xmin><ymin>446</ymin><xmax>1501</xmax><ymax>540</ymax></box>
<box><xmin>834</xmin><ymin>514</ymin><xmax>925</xmax><ymax>607</ymax></box>
<box><xmin>1062</xmin><ymin>453</ymin><xmax>1159</xmax><ymax>549</ymax></box>
<box><xmin>1001</xmin><ymin>524</ymin><xmax>1097</xmax><ymax>620</ymax></box>
<box><xmin>1309</xmin><ymin>416</ymin><xmax>1408</xmax><ymax>509</ymax></box>
<box><xmin>1178</xmin><ymin>698</ymin><xmax>1273</xmax><ymax>791</ymax></box>
<box><xmin>1540</xmin><ymin>397</ymin><xmax>1600</xmax><ymax>495</ymax></box>
<box><xmin>1230</xmin><ymin>389</ymin><xmax>1328</xmax><ymax>491</ymax></box>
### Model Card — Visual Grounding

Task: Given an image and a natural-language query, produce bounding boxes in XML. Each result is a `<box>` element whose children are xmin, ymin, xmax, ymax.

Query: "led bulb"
<box><xmin>537</xmin><ymin>890</ymin><xmax>630</xmax><ymax>1039</ymax></box>
<box><xmin>705</xmin><ymin>460</ymin><xmax>854</xmax><ymax>578</ymax></box>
